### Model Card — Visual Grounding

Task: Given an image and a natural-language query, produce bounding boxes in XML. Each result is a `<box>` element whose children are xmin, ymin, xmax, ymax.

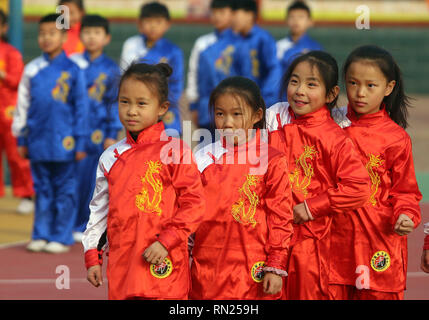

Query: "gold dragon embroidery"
<box><xmin>88</xmin><ymin>73</ymin><xmax>107</xmax><ymax>102</ymax></box>
<box><xmin>215</xmin><ymin>45</ymin><xmax>235</xmax><ymax>75</ymax></box>
<box><xmin>51</xmin><ymin>72</ymin><xmax>70</xmax><ymax>103</ymax></box>
<box><xmin>366</xmin><ymin>154</ymin><xmax>384</xmax><ymax>206</ymax></box>
<box><xmin>231</xmin><ymin>175</ymin><xmax>260</xmax><ymax>228</ymax></box>
<box><xmin>289</xmin><ymin>145</ymin><xmax>318</xmax><ymax>197</ymax></box>
<box><xmin>135</xmin><ymin>161</ymin><xmax>163</xmax><ymax>216</ymax></box>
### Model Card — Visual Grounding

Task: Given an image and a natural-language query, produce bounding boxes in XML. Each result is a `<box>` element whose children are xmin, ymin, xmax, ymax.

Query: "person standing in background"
<box><xmin>58</xmin><ymin>0</ymin><xmax>85</xmax><ymax>56</ymax></box>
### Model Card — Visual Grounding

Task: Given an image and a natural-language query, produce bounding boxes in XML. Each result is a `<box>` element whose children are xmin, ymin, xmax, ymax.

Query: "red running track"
<box><xmin>0</xmin><ymin>204</ymin><xmax>428</xmax><ymax>300</ymax></box>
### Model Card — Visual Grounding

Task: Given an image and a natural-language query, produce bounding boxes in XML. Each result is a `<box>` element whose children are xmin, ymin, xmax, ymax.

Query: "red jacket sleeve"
<box><xmin>388</xmin><ymin>136</ymin><xmax>422</xmax><ymax>227</ymax></box>
<box><xmin>263</xmin><ymin>154</ymin><xmax>294</xmax><ymax>271</ymax></box>
<box><xmin>3</xmin><ymin>46</ymin><xmax>24</xmax><ymax>90</ymax></box>
<box><xmin>157</xmin><ymin>143</ymin><xmax>205</xmax><ymax>251</ymax></box>
<box><xmin>306</xmin><ymin>137</ymin><xmax>371</xmax><ymax>219</ymax></box>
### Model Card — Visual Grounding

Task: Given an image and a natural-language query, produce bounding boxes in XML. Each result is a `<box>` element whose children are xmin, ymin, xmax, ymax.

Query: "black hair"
<box><xmin>287</xmin><ymin>1</ymin><xmax>311</xmax><ymax>17</ymax></box>
<box><xmin>282</xmin><ymin>50</ymin><xmax>339</xmax><ymax>109</ymax></box>
<box><xmin>232</xmin><ymin>0</ymin><xmax>258</xmax><ymax>15</ymax></box>
<box><xmin>80</xmin><ymin>14</ymin><xmax>109</xmax><ymax>34</ymax></box>
<box><xmin>343</xmin><ymin>45</ymin><xmax>410</xmax><ymax>129</ymax></box>
<box><xmin>58</xmin><ymin>0</ymin><xmax>85</xmax><ymax>11</ymax></box>
<box><xmin>0</xmin><ymin>9</ymin><xmax>8</xmax><ymax>42</ymax></box>
<box><xmin>119</xmin><ymin>62</ymin><xmax>172</xmax><ymax>104</ymax></box>
<box><xmin>209</xmin><ymin>76</ymin><xmax>266</xmax><ymax>130</ymax></box>
<box><xmin>39</xmin><ymin>13</ymin><xmax>64</xmax><ymax>27</ymax></box>
<box><xmin>210</xmin><ymin>0</ymin><xmax>234</xmax><ymax>9</ymax></box>
<box><xmin>139</xmin><ymin>2</ymin><xmax>170</xmax><ymax>21</ymax></box>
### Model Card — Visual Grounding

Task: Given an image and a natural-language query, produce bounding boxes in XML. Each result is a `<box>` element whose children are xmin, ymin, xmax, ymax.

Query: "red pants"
<box><xmin>0</xmin><ymin>118</ymin><xmax>34</xmax><ymax>198</ymax></box>
<box><xmin>329</xmin><ymin>284</ymin><xmax>404</xmax><ymax>300</ymax></box>
<box><xmin>285</xmin><ymin>238</ymin><xmax>330</xmax><ymax>300</ymax></box>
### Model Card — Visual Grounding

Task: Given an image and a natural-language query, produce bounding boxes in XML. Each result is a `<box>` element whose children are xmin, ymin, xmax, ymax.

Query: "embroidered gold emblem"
<box><xmin>250</xmin><ymin>49</ymin><xmax>259</xmax><ymax>78</ymax></box>
<box><xmin>88</xmin><ymin>73</ymin><xmax>107</xmax><ymax>102</ymax></box>
<box><xmin>366</xmin><ymin>154</ymin><xmax>384</xmax><ymax>206</ymax></box>
<box><xmin>163</xmin><ymin>110</ymin><xmax>175</xmax><ymax>125</ymax></box>
<box><xmin>289</xmin><ymin>145</ymin><xmax>318</xmax><ymax>197</ymax></box>
<box><xmin>4</xmin><ymin>105</ymin><xmax>15</xmax><ymax>120</ymax></box>
<box><xmin>91</xmin><ymin>129</ymin><xmax>103</xmax><ymax>144</ymax></box>
<box><xmin>251</xmin><ymin>261</ymin><xmax>265</xmax><ymax>283</ymax></box>
<box><xmin>215</xmin><ymin>45</ymin><xmax>235</xmax><ymax>75</ymax></box>
<box><xmin>371</xmin><ymin>251</ymin><xmax>390</xmax><ymax>272</ymax></box>
<box><xmin>62</xmin><ymin>136</ymin><xmax>75</xmax><ymax>151</ymax></box>
<box><xmin>231</xmin><ymin>175</ymin><xmax>260</xmax><ymax>228</ymax></box>
<box><xmin>51</xmin><ymin>72</ymin><xmax>70</xmax><ymax>103</ymax></box>
<box><xmin>150</xmin><ymin>257</ymin><xmax>173</xmax><ymax>279</ymax></box>
<box><xmin>136</xmin><ymin>160</ymin><xmax>163</xmax><ymax>216</ymax></box>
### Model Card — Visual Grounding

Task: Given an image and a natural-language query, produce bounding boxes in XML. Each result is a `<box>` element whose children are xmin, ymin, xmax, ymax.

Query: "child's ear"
<box><xmin>384</xmin><ymin>80</ymin><xmax>396</xmax><ymax>97</ymax></box>
<box><xmin>137</xmin><ymin>19</ymin><xmax>144</xmax><ymax>33</ymax></box>
<box><xmin>252</xmin><ymin>107</ymin><xmax>264</xmax><ymax>126</ymax></box>
<box><xmin>326</xmin><ymin>85</ymin><xmax>340</xmax><ymax>104</ymax></box>
<box><xmin>158</xmin><ymin>101</ymin><xmax>170</xmax><ymax>117</ymax></box>
<box><xmin>104</xmin><ymin>33</ymin><xmax>112</xmax><ymax>46</ymax></box>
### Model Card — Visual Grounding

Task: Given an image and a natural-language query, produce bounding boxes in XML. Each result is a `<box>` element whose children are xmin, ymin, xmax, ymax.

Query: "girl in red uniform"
<box><xmin>0</xmin><ymin>10</ymin><xmax>34</xmax><ymax>213</ymax></box>
<box><xmin>266</xmin><ymin>51</ymin><xmax>371</xmax><ymax>300</ymax></box>
<box><xmin>328</xmin><ymin>45</ymin><xmax>422</xmax><ymax>300</ymax></box>
<box><xmin>190</xmin><ymin>76</ymin><xmax>294</xmax><ymax>300</ymax></box>
<box><xmin>82</xmin><ymin>63</ymin><xmax>205</xmax><ymax>300</ymax></box>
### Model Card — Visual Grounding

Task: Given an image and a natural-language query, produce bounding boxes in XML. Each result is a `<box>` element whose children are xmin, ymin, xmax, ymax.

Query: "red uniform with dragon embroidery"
<box><xmin>190</xmin><ymin>132</ymin><xmax>294</xmax><ymax>300</ymax></box>
<box><xmin>266</xmin><ymin>102</ymin><xmax>371</xmax><ymax>300</ymax></box>
<box><xmin>0</xmin><ymin>40</ymin><xmax>34</xmax><ymax>198</ymax></box>
<box><xmin>83</xmin><ymin>121</ymin><xmax>205</xmax><ymax>299</ymax></box>
<box><xmin>328</xmin><ymin>105</ymin><xmax>422</xmax><ymax>295</ymax></box>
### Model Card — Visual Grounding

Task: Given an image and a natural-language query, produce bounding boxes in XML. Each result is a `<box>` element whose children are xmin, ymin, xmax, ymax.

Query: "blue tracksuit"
<box><xmin>189</xmin><ymin>28</ymin><xmax>245</xmax><ymax>129</ymax></box>
<box><xmin>277</xmin><ymin>33</ymin><xmax>323</xmax><ymax>77</ymax></box>
<box><xmin>12</xmin><ymin>51</ymin><xmax>89</xmax><ymax>245</ymax></box>
<box><xmin>238</xmin><ymin>25</ymin><xmax>282</xmax><ymax>107</ymax></box>
<box><xmin>70</xmin><ymin>51</ymin><xmax>123</xmax><ymax>233</ymax></box>
<box><xmin>120</xmin><ymin>35</ymin><xmax>184</xmax><ymax>135</ymax></box>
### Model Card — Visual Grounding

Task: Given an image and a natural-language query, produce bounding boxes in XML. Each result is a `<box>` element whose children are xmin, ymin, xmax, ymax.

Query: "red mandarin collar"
<box><xmin>288</xmin><ymin>105</ymin><xmax>331</xmax><ymax>126</ymax></box>
<box><xmin>126</xmin><ymin>121</ymin><xmax>167</xmax><ymax>145</ymax></box>
<box><xmin>346</xmin><ymin>103</ymin><xmax>388</xmax><ymax>126</ymax></box>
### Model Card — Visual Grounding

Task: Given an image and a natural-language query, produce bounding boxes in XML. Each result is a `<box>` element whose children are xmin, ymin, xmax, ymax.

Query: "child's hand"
<box><xmin>394</xmin><ymin>214</ymin><xmax>414</xmax><ymax>236</ymax></box>
<box><xmin>75</xmin><ymin>151</ymin><xmax>87</xmax><ymax>161</ymax></box>
<box><xmin>293</xmin><ymin>203</ymin><xmax>310</xmax><ymax>224</ymax></box>
<box><xmin>87</xmin><ymin>265</ymin><xmax>103</xmax><ymax>287</ymax></box>
<box><xmin>143</xmin><ymin>241</ymin><xmax>168</xmax><ymax>265</ymax></box>
<box><xmin>18</xmin><ymin>146</ymin><xmax>28</xmax><ymax>159</ymax></box>
<box><xmin>103</xmin><ymin>138</ymin><xmax>116</xmax><ymax>150</ymax></box>
<box><xmin>421</xmin><ymin>250</ymin><xmax>429</xmax><ymax>273</ymax></box>
<box><xmin>263</xmin><ymin>272</ymin><xmax>283</xmax><ymax>295</ymax></box>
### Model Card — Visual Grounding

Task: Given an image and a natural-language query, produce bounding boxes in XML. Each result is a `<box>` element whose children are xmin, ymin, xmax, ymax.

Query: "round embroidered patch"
<box><xmin>62</xmin><ymin>136</ymin><xmax>75</xmax><ymax>151</ymax></box>
<box><xmin>150</xmin><ymin>257</ymin><xmax>173</xmax><ymax>279</ymax></box>
<box><xmin>251</xmin><ymin>261</ymin><xmax>265</xmax><ymax>283</ymax></box>
<box><xmin>163</xmin><ymin>110</ymin><xmax>175</xmax><ymax>125</ymax></box>
<box><xmin>371</xmin><ymin>251</ymin><xmax>390</xmax><ymax>272</ymax></box>
<box><xmin>5</xmin><ymin>105</ymin><xmax>15</xmax><ymax>120</ymax></box>
<box><xmin>91</xmin><ymin>129</ymin><xmax>103</xmax><ymax>144</ymax></box>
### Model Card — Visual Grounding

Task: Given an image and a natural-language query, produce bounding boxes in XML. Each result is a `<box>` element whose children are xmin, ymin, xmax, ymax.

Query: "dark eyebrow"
<box><xmin>307</xmin><ymin>77</ymin><xmax>320</xmax><ymax>82</ymax></box>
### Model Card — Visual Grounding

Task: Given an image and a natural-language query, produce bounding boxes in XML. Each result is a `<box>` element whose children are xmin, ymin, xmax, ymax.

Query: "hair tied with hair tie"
<box><xmin>156</xmin><ymin>63</ymin><xmax>173</xmax><ymax>78</ymax></box>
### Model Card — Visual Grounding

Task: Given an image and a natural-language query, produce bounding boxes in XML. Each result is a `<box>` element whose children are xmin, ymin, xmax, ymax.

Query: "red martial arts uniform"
<box><xmin>190</xmin><ymin>132</ymin><xmax>294</xmax><ymax>300</ymax></box>
<box><xmin>83</xmin><ymin>121</ymin><xmax>205</xmax><ymax>299</ymax></box>
<box><xmin>328</xmin><ymin>105</ymin><xmax>422</xmax><ymax>300</ymax></box>
<box><xmin>267</xmin><ymin>103</ymin><xmax>370</xmax><ymax>300</ymax></box>
<box><xmin>0</xmin><ymin>40</ymin><xmax>34</xmax><ymax>198</ymax></box>
<box><xmin>63</xmin><ymin>22</ymin><xmax>84</xmax><ymax>56</ymax></box>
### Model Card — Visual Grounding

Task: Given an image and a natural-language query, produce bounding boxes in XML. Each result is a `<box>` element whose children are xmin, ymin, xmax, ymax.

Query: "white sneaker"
<box><xmin>17</xmin><ymin>198</ymin><xmax>34</xmax><ymax>215</ymax></box>
<box><xmin>73</xmin><ymin>232</ymin><xmax>84</xmax><ymax>243</ymax></box>
<box><xmin>43</xmin><ymin>241</ymin><xmax>70</xmax><ymax>254</ymax></box>
<box><xmin>26</xmin><ymin>240</ymin><xmax>47</xmax><ymax>252</ymax></box>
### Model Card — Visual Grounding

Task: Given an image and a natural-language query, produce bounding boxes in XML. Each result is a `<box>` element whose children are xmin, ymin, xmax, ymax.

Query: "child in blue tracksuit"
<box><xmin>186</xmin><ymin>0</ymin><xmax>236</xmax><ymax>132</ymax></box>
<box><xmin>70</xmin><ymin>15</ymin><xmax>122</xmax><ymax>242</ymax></box>
<box><xmin>119</xmin><ymin>2</ymin><xmax>184</xmax><ymax>136</ymax></box>
<box><xmin>276</xmin><ymin>1</ymin><xmax>323</xmax><ymax>77</ymax></box>
<box><xmin>12</xmin><ymin>13</ymin><xmax>89</xmax><ymax>253</ymax></box>
<box><xmin>231</xmin><ymin>0</ymin><xmax>282</xmax><ymax>108</ymax></box>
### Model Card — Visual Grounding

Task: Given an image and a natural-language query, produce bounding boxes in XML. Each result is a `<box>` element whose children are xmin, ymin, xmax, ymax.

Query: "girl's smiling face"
<box><xmin>118</xmin><ymin>77</ymin><xmax>168</xmax><ymax>137</ymax></box>
<box><xmin>214</xmin><ymin>92</ymin><xmax>262</xmax><ymax>146</ymax></box>
<box><xmin>345</xmin><ymin>60</ymin><xmax>396</xmax><ymax>116</ymax></box>
<box><xmin>287</xmin><ymin>60</ymin><xmax>336</xmax><ymax>117</ymax></box>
